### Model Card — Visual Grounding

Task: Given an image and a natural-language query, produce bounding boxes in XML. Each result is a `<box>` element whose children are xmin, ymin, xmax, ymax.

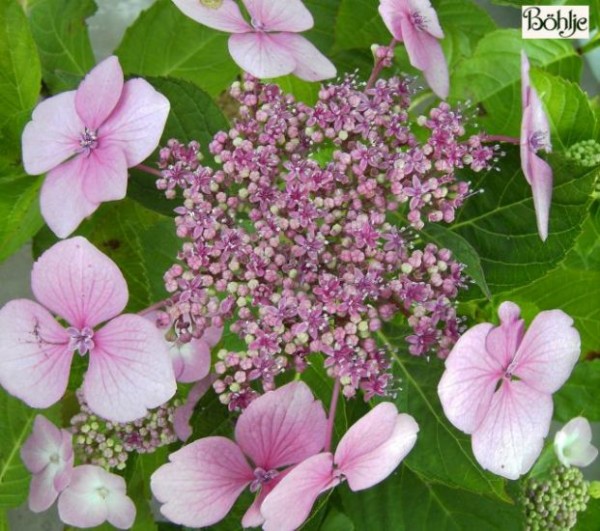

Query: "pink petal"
<box><xmin>101</xmin><ymin>78</ymin><xmax>170</xmax><ymax>167</ymax></box>
<box><xmin>29</xmin><ymin>467</ymin><xmax>61</xmax><ymax>513</ymax></box>
<box><xmin>379</xmin><ymin>0</ymin><xmax>406</xmax><ymax>41</ymax></box>
<box><xmin>171</xmin><ymin>0</ymin><xmax>251</xmax><ymax>33</ymax></box>
<box><xmin>0</xmin><ymin>300</ymin><xmax>72</xmax><ymax>409</ymax></box>
<box><xmin>334</xmin><ymin>403</ymin><xmax>419</xmax><ymax>491</ymax></box>
<box><xmin>513</xmin><ymin>309</ymin><xmax>580</xmax><ymax>394</ymax></box>
<box><xmin>58</xmin><ymin>465</ymin><xmax>135</xmax><ymax>530</ymax></box>
<box><xmin>438</xmin><ymin>323</ymin><xmax>501</xmax><ymax>434</ymax></box>
<box><xmin>80</xmin><ymin>145</ymin><xmax>129</xmax><ymax>204</ymax></box>
<box><xmin>242</xmin><ymin>0</ymin><xmax>314</xmax><ymax>32</ymax></box>
<box><xmin>151</xmin><ymin>437</ymin><xmax>253</xmax><ymax>528</ymax></box>
<box><xmin>399</xmin><ymin>15</ymin><xmax>448</xmax><ymax>98</ymax></box>
<box><xmin>39</xmin><ymin>158</ymin><xmax>100</xmax><ymax>238</ymax></box>
<box><xmin>75</xmin><ymin>56</ymin><xmax>124</xmax><ymax>130</ymax></box>
<box><xmin>528</xmin><ymin>152</ymin><xmax>553</xmax><ymax>241</ymax></box>
<box><xmin>407</xmin><ymin>0</ymin><xmax>444</xmax><ymax>38</ymax></box>
<box><xmin>85</xmin><ymin>314</ymin><xmax>176</xmax><ymax>422</ymax></box>
<box><xmin>521</xmin><ymin>51</ymin><xmax>531</xmax><ymax>108</ymax></box>
<box><xmin>484</xmin><ymin>301</ymin><xmax>525</xmax><ymax>369</ymax></box>
<box><xmin>171</xmin><ymin>338</ymin><xmax>211</xmax><ymax>383</ymax></box>
<box><xmin>235</xmin><ymin>381</ymin><xmax>327</xmax><ymax>470</ymax></box>
<box><xmin>273</xmin><ymin>34</ymin><xmax>337</xmax><ymax>82</ymax></box>
<box><xmin>203</xmin><ymin>326</ymin><xmax>223</xmax><ymax>348</ymax></box>
<box><xmin>174</xmin><ymin>375</ymin><xmax>215</xmax><ymax>442</ymax></box>
<box><xmin>31</xmin><ymin>237</ymin><xmax>128</xmax><ymax>329</ymax></box>
<box><xmin>261</xmin><ymin>453</ymin><xmax>336</xmax><ymax>531</ymax></box>
<box><xmin>241</xmin><ymin>470</ymin><xmax>289</xmax><ymax>528</ymax></box>
<box><xmin>21</xmin><ymin>91</ymin><xmax>83</xmax><ymax>175</ymax></box>
<box><xmin>228</xmin><ymin>32</ymin><xmax>296</xmax><ymax>79</ymax></box>
<box><xmin>472</xmin><ymin>380</ymin><xmax>553</xmax><ymax>480</ymax></box>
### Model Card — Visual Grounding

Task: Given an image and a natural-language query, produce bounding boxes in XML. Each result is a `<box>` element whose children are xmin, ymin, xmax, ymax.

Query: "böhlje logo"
<box><xmin>521</xmin><ymin>5</ymin><xmax>590</xmax><ymax>39</ymax></box>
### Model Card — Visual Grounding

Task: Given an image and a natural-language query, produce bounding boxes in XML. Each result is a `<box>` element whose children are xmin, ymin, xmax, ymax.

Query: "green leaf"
<box><xmin>530</xmin><ymin>69</ymin><xmax>598</xmax><ymax>150</ymax></box>
<box><xmin>116</xmin><ymin>0</ymin><xmax>238</xmax><ymax>98</ymax></box>
<box><xmin>0</xmin><ymin>174</ymin><xmax>43</xmax><ymax>264</ymax></box>
<box><xmin>564</xmin><ymin>201</ymin><xmax>600</xmax><ymax>270</ymax></box>
<box><xmin>339</xmin><ymin>467</ymin><xmax>521</xmax><ymax>530</ymax></box>
<box><xmin>34</xmin><ymin>199</ymin><xmax>181</xmax><ymax>312</ymax></box>
<box><xmin>127</xmin><ymin>450</ymin><xmax>167</xmax><ymax>531</ymax></box>
<box><xmin>0</xmin><ymin>393</ymin><xmax>35</xmax><ymax>508</ymax></box>
<box><xmin>450</xmin><ymin>148</ymin><xmax>596</xmax><ymax>294</ymax></box>
<box><xmin>554</xmin><ymin>360</ymin><xmax>600</xmax><ymax>422</ymax></box>
<box><xmin>128</xmin><ymin>77</ymin><xmax>229</xmax><ymax>216</ymax></box>
<box><xmin>304</xmin><ymin>0</ymin><xmax>341</xmax><ymax>54</ymax></box>
<box><xmin>451</xmin><ymin>30</ymin><xmax>582</xmax><ymax>136</ymax></box>
<box><xmin>420</xmin><ymin>223</ymin><xmax>491</xmax><ymax>299</ymax></box>
<box><xmin>380</xmin><ymin>332</ymin><xmax>509</xmax><ymax>500</ymax></box>
<box><xmin>575</xmin><ymin>496</ymin><xmax>600</xmax><ymax>530</ymax></box>
<box><xmin>319</xmin><ymin>508</ymin><xmax>355</xmax><ymax>531</ymax></box>
<box><xmin>334</xmin><ymin>0</ymin><xmax>388</xmax><ymax>52</ymax></box>
<box><xmin>28</xmin><ymin>0</ymin><xmax>96</xmax><ymax>93</ymax></box>
<box><xmin>0</xmin><ymin>0</ymin><xmax>41</xmax><ymax>157</ymax></box>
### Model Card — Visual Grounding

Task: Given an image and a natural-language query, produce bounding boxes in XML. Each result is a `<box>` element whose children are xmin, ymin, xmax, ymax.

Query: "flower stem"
<box><xmin>324</xmin><ymin>379</ymin><xmax>341</xmax><ymax>452</ymax></box>
<box><xmin>138</xmin><ymin>299</ymin><xmax>169</xmax><ymax>316</ymax></box>
<box><xmin>365</xmin><ymin>38</ymin><xmax>397</xmax><ymax>90</ymax></box>
<box><xmin>482</xmin><ymin>134</ymin><xmax>520</xmax><ymax>145</ymax></box>
<box><xmin>135</xmin><ymin>163</ymin><xmax>163</xmax><ymax>178</ymax></box>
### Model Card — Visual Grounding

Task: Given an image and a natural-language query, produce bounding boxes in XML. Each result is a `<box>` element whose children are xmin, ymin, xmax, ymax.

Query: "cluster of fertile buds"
<box><xmin>156</xmin><ymin>73</ymin><xmax>497</xmax><ymax>409</ymax></box>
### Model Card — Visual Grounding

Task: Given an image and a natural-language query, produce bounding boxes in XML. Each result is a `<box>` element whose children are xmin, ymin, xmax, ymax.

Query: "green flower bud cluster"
<box><xmin>565</xmin><ymin>139</ymin><xmax>600</xmax><ymax>168</ymax></box>
<box><xmin>522</xmin><ymin>465</ymin><xmax>590</xmax><ymax>531</ymax></box>
<box><xmin>71</xmin><ymin>388</ymin><xmax>179</xmax><ymax>471</ymax></box>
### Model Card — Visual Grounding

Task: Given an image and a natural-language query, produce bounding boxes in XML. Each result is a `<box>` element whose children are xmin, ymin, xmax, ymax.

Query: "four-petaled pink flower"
<box><xmin>520</xmin><ymin>51</ymin><xmax>553</xmax><ymax>241</ymax></box>
<box><xmin>260</xmin><ymin>402</ymin><xmax>418</xmax><ymax>531</ymax></box>
<box><xmin>21</xmin><ymin>415</ymin><xmax>74</xmax><ymax>513</ymax></box>
<box><xmin>0</xmin><ymin>237</ymin><xmax>176</xmax><ymax>422</ymax></box>
<box><xmin>151</xmin><ymin>381</ymin><xmax>327</xmax><ymax>528</ymax></box>
<box><xmin>22</xmin><ymin>56</ymin><xmax>170</xmax><ymax>238</ymax></box>
<box><xmin>438</xmin><ymin>301</ymin><xmax>580</xmax><ymax>480</ymax></box>
<box><xmin>379</xmin><ymin>0</ymin><xmax>449</xmax><ymax>99</ymax></box>
<box><xmin>58</xmin><ymin>465</ymin><xmax>136</xmax><ymax>529</ymax></box>
<box><xmin>171</xmin><ymin>0</ymin><xmax>336</xmax><ymax>81</ymax></box>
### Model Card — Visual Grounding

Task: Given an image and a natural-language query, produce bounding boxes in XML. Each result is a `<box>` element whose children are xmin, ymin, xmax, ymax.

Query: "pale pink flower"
<box><xmin>0</xmin><ymin>237</ymin><xmax>176</xmax><ymax>422</ymax></box>
<box><xmin>21</xmin><ymin>56</ymin><xmax>170</xmax><ymax>238</ymax></box>
<box><xmin>438</xmin><ymin>301</ymin><xmax>580</xmax><ymax>480</ymax></box>
<box><xmin>57</xmin><ymin>465</ymin><xmax>136</xmax><ymax>529</ymax></box>
<box><xmin>151</xmin><ymin>381</ymin><xmax>327</xmax><ymax>528</ymax></box>
<box><xmin>261</xmin><ymin>402</ymin><xmax>419</xmax><ymax>531</ymax></box>
<box><xmin>379</xmin><ymin>0</ymin><xmax>448</xmax><ymax>98</ymax></box>
<box><xmin>554</xmin><ymin>417</ymin><xmax>598</xmax><ymax>468</ymax></box>
<box><xmin>171</xmin><ymin>0</ymin><xmax>336</xmax><ymax>81</ymax></box>
<box><xmin>521</xmin><ymin>51</ymin><xmax>553</xmax><ymax>241</ymax></box>
<box><xmin>20</xmin><ymin>416</ymin><xmax>74</xmax><ymax>513</ymax></box>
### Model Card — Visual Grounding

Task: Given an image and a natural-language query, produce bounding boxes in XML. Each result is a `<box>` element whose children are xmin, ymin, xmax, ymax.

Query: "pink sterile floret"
<box><xmin>438</xmin><ymin>301</ymin><xmax>580</xmax><ymax>479</ymax></box>
<box><xmin>0</xmin><ymin>237</ymin><xmax>176</xmax><ymax>422</ymax></box>
<box><xmin>21</xmin><ymin>55</ymin><xmax>170</xmax><ymax>238</ymax></box>
<box><xmin>260</xmin><ymin>402</ymin><xmax>419</xmax><ymax>531</ymax></box>
<box><xmin>172</xmin><ymin>0</ymin><xmax>336</xmax><ymax>81</ymax></box>
<box><xmin>520</xmin><ymin>51</ymin><xmax>553</xmax><ymax>242</ymax></box>
<box><xmin>151</xmin><ymin>381</ymin><xmax>327</xmax><ymax>528</ymax></box>
<box><xmin>21</xmin><ymin>415</ymin><xmax>74</xmax><ymax>513</ymax></box>
<box><xmin>379</xmin><ymin>0</ymin><xmax>449</xmax><ymax>98</ymax></box>
<box><xmin>57</xmin><ymin>465</ymin><xmax>136</xmax><ymax>529</ymax></box>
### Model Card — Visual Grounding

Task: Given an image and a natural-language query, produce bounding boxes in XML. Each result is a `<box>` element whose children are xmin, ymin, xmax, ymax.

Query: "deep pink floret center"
<box><xmin>79</xmin><ymin>128</ymin><xmax>99</xmax><ymax>155</ymax></box>
<box><xmin>67</xmin><ymin>326</ymin><xmax>95</xmax><ymax>355</ymax></box>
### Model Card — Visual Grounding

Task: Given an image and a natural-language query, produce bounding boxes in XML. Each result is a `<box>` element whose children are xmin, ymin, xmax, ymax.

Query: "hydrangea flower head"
<box><xmin>0</xmin><ymin>237</ymin><xmax>176</xmax><ymax>422</ymax></box>
<box><xmin>261</xmin><ymin>402</ymin><xmax>419</xmax><ymax>530</ymax></box>
<box><xmin>21</xmin><ymin>56</ymin><xmax>170</xmax><ymax>238</ymax></box>
<box><xmin>379</xmin><ymin>0</ymin><xmax>449</xmax><ymax>98</ymax></box>
<box><xmin>151</xmin><ymin>381</ymin><xmax>327</xmax><ymax>528</ymax></box>
<box><xmin>520</xmin><ymin>51</ymin><xmax>553</xmax><ymax>241</ymax></box>
<box><xmin>438</xmin><ymin>301</ymin><xmax>580</xmax><ymax>479</ymax></box>
<box><xmin>21</xmin><ymin>415</ymin><xmax>74</xmax><ymax>513</ymax></box>
<box><xmin>171</xmin><ymin>0</ymin><xmax>336</xmax><ymax>80</ymax></box>
<box><xmin>554</xmin><ymin>417</ymin><xmax>598</xmax><ymax>468</ymax></box>
<box><xmin>57</xmin><ymin>465</ymin><xmax>136</xmax><ymax>529</ymax></box>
